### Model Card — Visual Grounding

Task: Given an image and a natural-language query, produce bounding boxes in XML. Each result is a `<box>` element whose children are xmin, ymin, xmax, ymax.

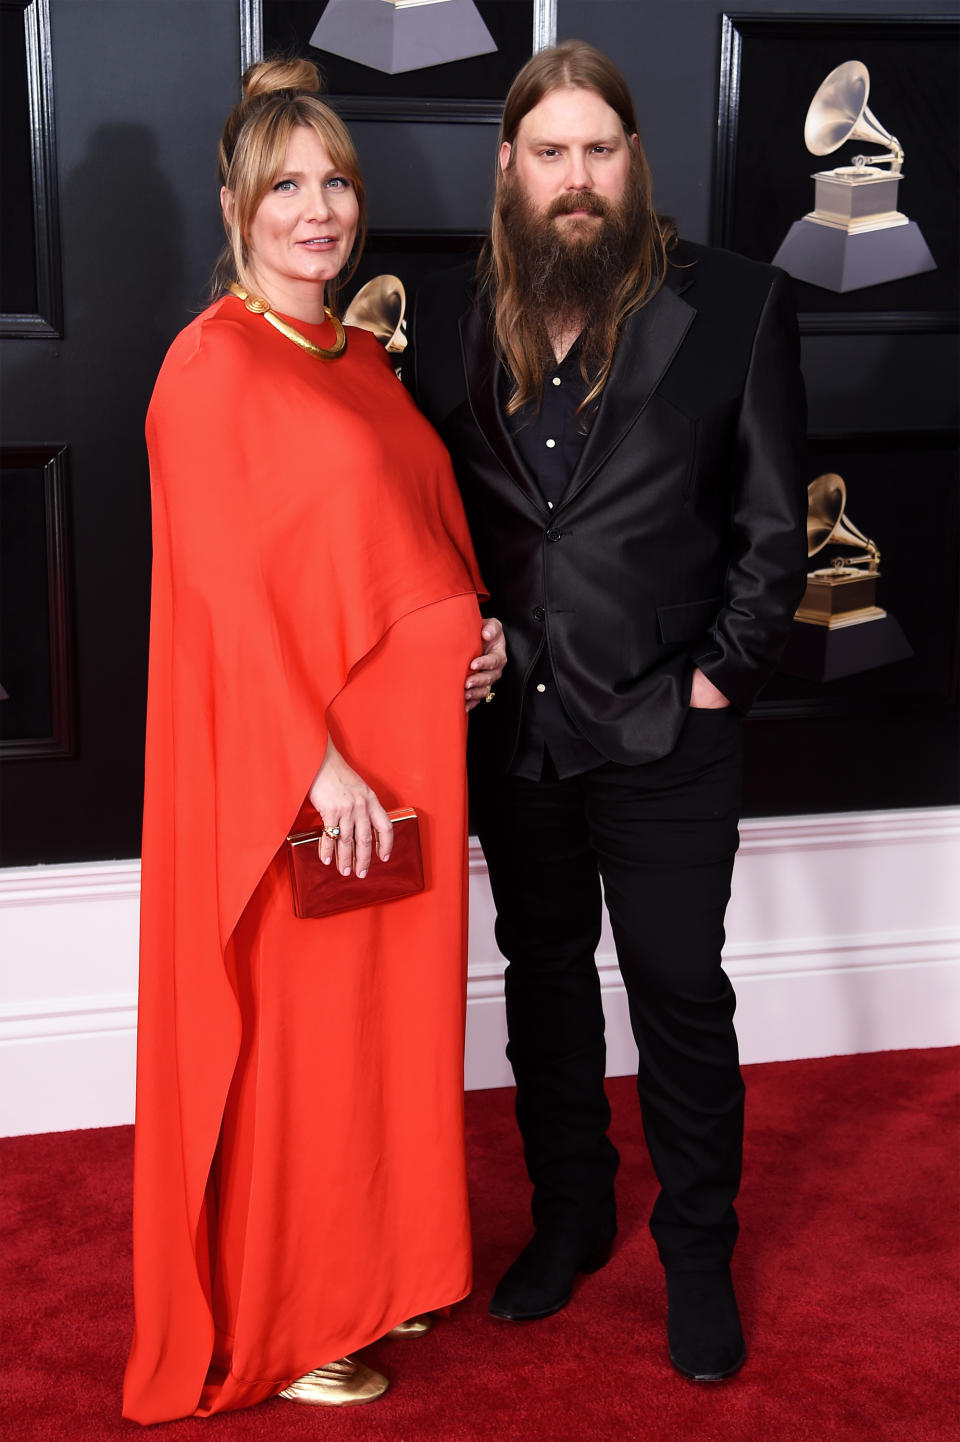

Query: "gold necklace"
<box><xmin>226</xmin><ymin>281</ymin><xmax>347</xmax><ymax>359</ymax></box>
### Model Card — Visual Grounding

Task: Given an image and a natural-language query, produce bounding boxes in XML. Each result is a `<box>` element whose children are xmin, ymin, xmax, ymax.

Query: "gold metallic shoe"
<box><xmin>277</xmin><ymin>1355</ymin><xmax>389</xmax><ymax>1406</ymax></box>
<box><xmin>385</xmin><ymin>1313</ymin><xmax>433</xmax><ymax>1338</ymax></box>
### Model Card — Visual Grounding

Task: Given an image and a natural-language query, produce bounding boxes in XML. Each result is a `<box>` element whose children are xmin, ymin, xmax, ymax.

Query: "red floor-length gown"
<box><xmin>122</xmin><ymin>296</ymin><xmax>485</xmax><ymax>1424</ymax></box>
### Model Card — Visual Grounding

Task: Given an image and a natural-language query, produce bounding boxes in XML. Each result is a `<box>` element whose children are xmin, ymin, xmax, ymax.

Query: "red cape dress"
<box><xmin>122</xmin><ymin>296</ymin><xmax>485</xmax><ymax>1423</ymax></box>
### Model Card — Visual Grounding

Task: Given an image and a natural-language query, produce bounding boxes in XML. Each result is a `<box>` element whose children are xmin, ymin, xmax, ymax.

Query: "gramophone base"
<box><xmin>795</xmin><ymin>568</ymin><xmax>881</xmax><ymax>625</ymax></box>
<box><xmin>772</xmin><ymin>218</ymin><xmax>936</xmax><ymax>293</ymax></box>
<box><xmin>778</xmin><ymin>612</ymin><xmax>913</xmax><ymax>682</ymax></box>
<box><xmin>794</xmin><ymin>604</ymin><xmax>887</xmax><ymax>629</ymax></box>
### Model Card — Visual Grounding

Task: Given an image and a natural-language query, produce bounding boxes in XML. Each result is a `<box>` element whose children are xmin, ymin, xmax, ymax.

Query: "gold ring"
<box><xmin>485</xmin><ymin>689</ymin><xmax>495</xmax><ymax>703</ymax></box>
<box><xmin>323</xmin><ymin>825</ymin><xmax>341</xmax><ymax>839</ymax></box>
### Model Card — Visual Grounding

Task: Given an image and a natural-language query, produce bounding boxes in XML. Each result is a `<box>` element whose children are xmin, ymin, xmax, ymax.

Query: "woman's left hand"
<box><xmin>464</xmin><ymin>616</ymin><xmax>507</xmax><ymax>712</ymax></box>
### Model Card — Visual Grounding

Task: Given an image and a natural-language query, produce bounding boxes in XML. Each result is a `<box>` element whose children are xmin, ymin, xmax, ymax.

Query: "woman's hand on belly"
<box><xmin>465</xmin><ymin>617</ymin><xmax>507</xmax><ymax>712</ymax></box>
<box><xmin>308</xmin><ymin>739</ymin><xmax>394</xmax><ymax>877</ymax></box>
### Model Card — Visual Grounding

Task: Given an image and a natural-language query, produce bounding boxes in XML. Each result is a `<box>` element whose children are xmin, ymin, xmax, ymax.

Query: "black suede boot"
<box><xmin>489</xmin><ymin>1229</ymin><xmax>616</xmax><ymax>1321</ymax></box>
<box><xmin>665</xmin><ymin>1266</ymin><xmax>746</xmax><ymax>1381</ymax></box>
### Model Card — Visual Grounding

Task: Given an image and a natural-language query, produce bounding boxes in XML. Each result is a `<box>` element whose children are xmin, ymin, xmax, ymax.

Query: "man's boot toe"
<box><xmin>489</xmin><ymin>1230</ymin><xmax>616</xmax><ymax>1321</ymax></box>
<box><xmin>666</xmin><ymin>1266</ymin><xmax>746</xmax><ymax>1381</ymax></box>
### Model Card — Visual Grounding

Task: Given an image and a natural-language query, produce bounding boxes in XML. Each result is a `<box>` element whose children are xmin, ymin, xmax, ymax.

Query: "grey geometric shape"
<box><xmin>773</xmin><ymin>218</ymin><xmax>937</xmax><ymax>293</ymax></box>
<box><xmin>779</xmin><ymin>612</ymin><xmax>913</xmax><ymax>681</ymax></box>
<box><xmin>310</xmin><ymin>0</ymin><xmax>497</xmax><ymax>76</ymax></box>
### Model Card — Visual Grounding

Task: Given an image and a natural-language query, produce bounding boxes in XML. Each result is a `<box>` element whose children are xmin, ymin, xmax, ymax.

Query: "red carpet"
<box><xmin>2</xmin><ymin>1048</ymin><xmax>957</xmax><ymax>1441</ymax></box>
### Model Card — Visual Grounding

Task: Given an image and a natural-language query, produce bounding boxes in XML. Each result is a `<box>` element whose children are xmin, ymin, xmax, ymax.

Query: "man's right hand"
<box><xmin>689</xmin><ymin>667</ymin><xmax>731</xmax><ymax>709</ymax></box>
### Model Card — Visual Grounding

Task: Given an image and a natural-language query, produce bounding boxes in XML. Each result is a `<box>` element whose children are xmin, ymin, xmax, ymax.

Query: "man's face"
<box><xmin>500</xmin><ymin>85</ymin><xmax>637</xmax><ymax>242</ymax></box>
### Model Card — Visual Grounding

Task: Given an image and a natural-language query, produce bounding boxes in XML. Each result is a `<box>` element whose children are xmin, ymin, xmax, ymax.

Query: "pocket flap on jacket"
<box><xmin>656</xmin><ymin>596</ymin><xmax>721</xmax><ymax>645</ymax></box>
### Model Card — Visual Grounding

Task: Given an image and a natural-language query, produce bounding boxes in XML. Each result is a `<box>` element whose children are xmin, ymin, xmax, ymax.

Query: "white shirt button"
<box><xmin>545</xmin><ymin>438</ymin><xmax>556</xmax><ymax>449</ymax></box>
<box><xmin>552</xmin><ymin>376</ymin><xmax>561</xmax><ymax>387</ymax></box>
<box><xmin>546</xmin><ymin>501</ymin><xmax>554</xmax><ymax>509</ymax></box>
<box><xmin>536</xmin><ymin>683</ymin><xmax>546</xmax><ymax>693</ymax></box>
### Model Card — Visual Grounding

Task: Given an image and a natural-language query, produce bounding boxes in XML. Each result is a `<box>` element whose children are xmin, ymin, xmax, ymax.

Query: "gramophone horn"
<box><xmin>804</xmin><ymin>59</ymin><xmax>901</xmax><ymax>163</ymax></box>
<box><xmin>343</xmin><ymin>274</ymin><xmax>407</xmax><ymax>354</ymax></box>
<box><xmin>807</xmin><ymin>473</ymin><xmax>879</xmax><ymax>564</ymax></box>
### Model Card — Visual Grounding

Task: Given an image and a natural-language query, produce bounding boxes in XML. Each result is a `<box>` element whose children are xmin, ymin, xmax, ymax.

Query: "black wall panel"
<box><xmin>1</xmin><ymin>0</ymin><xmax>238</xmax><ymax>864</ymax></box>
<box><xmin>0</xmin><ymin>0</ymin><xmax>956</xmax><ymax>863</ymax></box>
<box><xmin>557</xmin><ymin>0</ymin><xmax>959</xmax><ymax>432</ymax></box>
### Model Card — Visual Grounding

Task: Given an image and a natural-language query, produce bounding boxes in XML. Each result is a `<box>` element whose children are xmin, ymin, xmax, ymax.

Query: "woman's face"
<box><xmin>242</xmin><ymin>125</ymin><xmax>359</xmax><ymax>308</ymax></box>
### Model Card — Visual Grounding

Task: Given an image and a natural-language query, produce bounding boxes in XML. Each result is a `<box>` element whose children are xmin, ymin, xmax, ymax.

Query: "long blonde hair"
<box><xmin>212</xmin><ymin>58</ymin><xmax>366</xmax><ymax>315</ymax></box>
<box><xmin>480</xmin><ymin>41</ymin><xmax>676</xmax><ymax>415</ymax></box>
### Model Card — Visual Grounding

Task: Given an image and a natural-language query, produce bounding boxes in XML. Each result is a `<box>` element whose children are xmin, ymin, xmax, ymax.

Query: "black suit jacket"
<box><xmin>410</xmin><ymin>240</ymin><xmax>808</xmax><ymax>772</ymax></box>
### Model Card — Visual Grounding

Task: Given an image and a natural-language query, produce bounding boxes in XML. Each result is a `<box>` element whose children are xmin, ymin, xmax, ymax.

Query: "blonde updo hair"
<box><xmin>212</xmin><ymin>58</ymin><xmax>366</xmax><ymax>314</ymax></box>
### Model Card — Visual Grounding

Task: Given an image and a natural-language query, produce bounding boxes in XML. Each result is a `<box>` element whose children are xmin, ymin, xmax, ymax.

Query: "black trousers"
<box><xmin>472</xmin><ymin>707</ymin><xmax>745</xmax><ymax>1273</ymax></box>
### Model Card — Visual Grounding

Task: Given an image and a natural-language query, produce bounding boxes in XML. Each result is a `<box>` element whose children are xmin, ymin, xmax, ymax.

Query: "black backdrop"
<box><xmin>0</xmin><ymin>0</ymin><xmax>956</xmax><ymax>866</ymax></box>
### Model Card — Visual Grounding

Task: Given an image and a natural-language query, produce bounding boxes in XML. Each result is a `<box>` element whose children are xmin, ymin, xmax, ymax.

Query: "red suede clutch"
<box><xmin>285</xmin><ymin>801</ymin><xmax>424</xmax><ymax>919</ymax></box>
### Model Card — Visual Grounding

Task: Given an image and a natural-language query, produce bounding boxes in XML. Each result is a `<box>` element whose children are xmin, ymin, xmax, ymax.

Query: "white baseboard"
<box><xmin>2</xmin><ymin>809</ymin><xmax>958</xmax><ymax>1133</ymax></box>
<box><xmin>0</xmin><ymin>860</ymin><xmax>141</xmax><ymax>1136</ymax></box>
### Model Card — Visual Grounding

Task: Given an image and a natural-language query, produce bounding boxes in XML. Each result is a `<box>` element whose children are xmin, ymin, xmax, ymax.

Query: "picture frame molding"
<box><xmin>715</xmin><ymin>12</ymin><xmax>960</xmax><ymax>335</ymax></box>
<box><xmin>0</xmin><ymin>443</ymin><xmax>75</xmax><ymax>760</ymax></box>
<box><xmin>240</xmin><ymin>0</ymin><xmax>556</xmax><ymax>122</ymax></box>
<box><xmin>0</xmin><ymin>0</ymin><xmax>63</xmax><ymax>338</ymax></box>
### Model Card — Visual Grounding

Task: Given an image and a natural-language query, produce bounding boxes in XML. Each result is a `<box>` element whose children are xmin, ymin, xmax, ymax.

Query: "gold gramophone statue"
<box><xmin>795</xmin><ymin>473</ymin><xmax>885</xmax><ymax>627</ymax></box>
<box><xmin>343</xmin><ymin>274</ymin><xmax>408</xmax><ymax>355</ymax></box>
<box><xmin>779</xmin><ymin>472</ymin><xmax>913</xmax><ymax>681</ymax></box>
<box><xmin>773</xmin><ymin>60</ymin><xmax>936</xmax><ymax>292</ymax></box>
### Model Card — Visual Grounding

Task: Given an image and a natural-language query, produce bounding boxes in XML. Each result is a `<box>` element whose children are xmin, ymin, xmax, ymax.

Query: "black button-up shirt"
<box><xmin>500</xmin><ymin>345</ymin><xmax>606</xmax><ymax>781</ymax></box>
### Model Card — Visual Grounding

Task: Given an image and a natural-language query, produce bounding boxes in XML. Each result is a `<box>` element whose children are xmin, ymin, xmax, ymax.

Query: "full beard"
<box><xmin>498</xmin><ymin>166</ymin><xmax>646</xmax><ymax>366</ymax></box>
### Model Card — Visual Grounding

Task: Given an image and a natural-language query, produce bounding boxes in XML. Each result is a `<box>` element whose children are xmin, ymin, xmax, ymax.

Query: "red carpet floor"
<box><xmin>2</xmin><ymin>1048</ymin><xmax>957</xmax><ymax>1442</ymax></box>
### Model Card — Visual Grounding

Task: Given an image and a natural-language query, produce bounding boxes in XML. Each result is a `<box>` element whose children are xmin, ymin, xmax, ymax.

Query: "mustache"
<box><xmin>547</xmin><ymin>191</ymin><xmax>610</xmax><ymax>220</ymax></box>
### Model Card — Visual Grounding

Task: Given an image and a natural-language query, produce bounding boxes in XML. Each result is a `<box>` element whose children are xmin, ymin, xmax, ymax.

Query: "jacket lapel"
<box><xmin>459</xmin><ymin>303</ymin><xmax>544</xmax><ymax>513</ymax></box>
<box><xmin>557</xmin><ymin>277</ymin><xmax>696</xmax><ymax>513</ymax></box>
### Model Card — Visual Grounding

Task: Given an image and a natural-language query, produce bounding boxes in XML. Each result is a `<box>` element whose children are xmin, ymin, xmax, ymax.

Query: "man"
<box><xmin>410</xmin><ymin>41</ymin><xmax>807</xmax><ymax>1382</ymax></box>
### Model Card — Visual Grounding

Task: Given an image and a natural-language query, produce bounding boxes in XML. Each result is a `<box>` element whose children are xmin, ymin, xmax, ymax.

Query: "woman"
<box><xmin>122</xmin><ymin>59</ymin><xmax>504</xmax><ymax>1424</ymax></box>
